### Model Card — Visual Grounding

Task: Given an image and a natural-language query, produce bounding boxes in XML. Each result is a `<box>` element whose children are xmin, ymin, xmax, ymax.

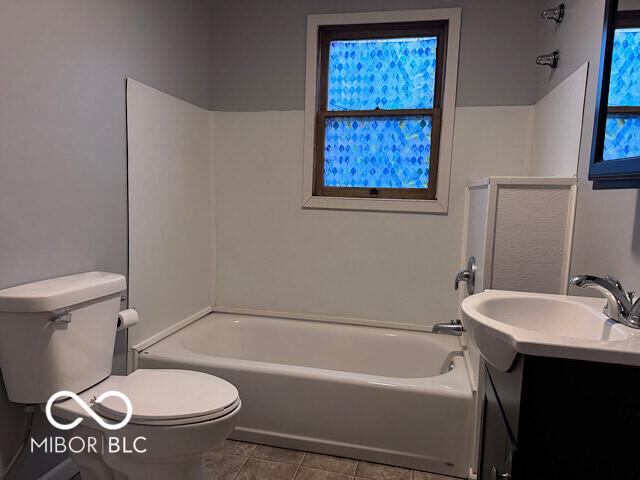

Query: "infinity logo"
<box><xmin>45</xmin><ymin>391</ymin><xmax>133</xmax><ymax>431</ymax></box>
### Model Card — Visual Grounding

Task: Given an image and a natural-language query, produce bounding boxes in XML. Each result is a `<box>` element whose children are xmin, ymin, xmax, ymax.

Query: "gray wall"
<box><xmin>210</xmin><ymin>0</ymin><xmax>539</xmax><ymax>110</ymax></box>
<box><xmin>0</xmin><ymin>1</ymin><xmax>212</xmax><ymax>478</ymax></box>
<box><xmin>535</xmin><ymin>0</ymin><xmax>605</xmax><ymax>100</ymax></box>
<box><xmin>535</xmin><ymin>0</ymin><xmax>640</xmax><ymax>292</ymax></box>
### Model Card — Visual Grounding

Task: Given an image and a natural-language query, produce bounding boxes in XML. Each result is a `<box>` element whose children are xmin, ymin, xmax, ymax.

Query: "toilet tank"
<box><xmin>0</xmin><ymin>272</ymin><xmax>126</xmax><ymax>404</ymax></box>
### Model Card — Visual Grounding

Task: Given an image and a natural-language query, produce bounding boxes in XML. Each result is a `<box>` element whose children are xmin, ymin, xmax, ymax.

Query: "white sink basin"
<box><xmin>461</xmin><ymin>290</ymin><xmax>640</xmax><ymax>371</ymax></box>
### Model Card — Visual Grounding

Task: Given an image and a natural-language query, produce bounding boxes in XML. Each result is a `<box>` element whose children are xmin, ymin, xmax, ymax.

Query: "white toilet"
<box><xmin>0</xmin><ymin>272</ymin><xmax>241</xmax><ymax>480</ymax></box>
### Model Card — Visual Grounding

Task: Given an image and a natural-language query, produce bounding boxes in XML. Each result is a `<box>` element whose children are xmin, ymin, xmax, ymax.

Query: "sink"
<box><xmin>474</xmin><ymin>296</ymin><xmax>629</xmax><ymax>342</ymax></box>
<box><xmin>461</xmin><ymin>290</ymin><xmax>639</xmax><ymax>371</ymax></box>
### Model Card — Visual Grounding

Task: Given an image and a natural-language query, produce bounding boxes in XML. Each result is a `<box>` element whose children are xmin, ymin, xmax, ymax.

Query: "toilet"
<box><xmin>0</xmin><ymin>272</ymin><xmax>240</xmax><ymax>480</ymax></box>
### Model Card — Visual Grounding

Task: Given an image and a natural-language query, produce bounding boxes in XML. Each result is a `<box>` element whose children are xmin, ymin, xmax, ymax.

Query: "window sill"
<box><xmin>302</xmin><ymin>194</ymin><xmax>448</xmax><ymax>214</ymax></box>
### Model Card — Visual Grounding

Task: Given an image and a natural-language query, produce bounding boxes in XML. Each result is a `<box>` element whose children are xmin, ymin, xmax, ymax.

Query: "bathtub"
<box><xmin>139</xmin><ymin>313</ymin><xmax>473</xmax><ymax>478</ymax></box>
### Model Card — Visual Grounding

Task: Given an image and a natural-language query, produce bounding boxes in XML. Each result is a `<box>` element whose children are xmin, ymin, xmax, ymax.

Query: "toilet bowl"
<box><xmin>52</xmin><ymin>369</ymin><xmax>241</xmax><ymax>480</ymax></box>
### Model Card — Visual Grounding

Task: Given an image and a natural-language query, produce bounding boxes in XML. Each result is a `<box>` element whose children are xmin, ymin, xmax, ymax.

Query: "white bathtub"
<box><xmin>140</xmin><ymin>313</ymin><xmax>473</xmax><ymax>478</ymax></box>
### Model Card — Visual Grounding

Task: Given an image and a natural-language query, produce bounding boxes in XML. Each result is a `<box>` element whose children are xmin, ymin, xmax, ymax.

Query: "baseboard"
<box><xmin>38</xmin><ymin>458</ymin><xmax>78</xmax><ymax>480</ymax></box>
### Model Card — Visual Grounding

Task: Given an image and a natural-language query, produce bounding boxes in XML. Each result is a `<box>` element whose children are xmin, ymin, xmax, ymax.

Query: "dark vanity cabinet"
<box><xmin>479</xmin><ymin>355</ymin><xmax>640</xmax><ymax>479</ymax></box>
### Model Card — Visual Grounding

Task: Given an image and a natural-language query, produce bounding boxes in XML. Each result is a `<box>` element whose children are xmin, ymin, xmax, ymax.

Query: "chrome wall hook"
<box><xmin>536</xmin><ymin>50</ymin><xmax>559</xmax><ymax>69</ymax></box>
<box><xmin>541</xmin><ymin>3</ymin><xmax>565</xmax><ymax>23</ymax></box>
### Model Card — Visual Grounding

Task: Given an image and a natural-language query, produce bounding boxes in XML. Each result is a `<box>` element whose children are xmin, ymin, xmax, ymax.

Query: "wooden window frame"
<box><xmin>312</xmin><ymin>21</ymin><xmax>448</xmax><ymax>201</ymax></box>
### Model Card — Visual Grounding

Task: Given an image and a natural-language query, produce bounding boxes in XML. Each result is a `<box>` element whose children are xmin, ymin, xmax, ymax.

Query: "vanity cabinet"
<box><xmin>480</xmin><ymin>374</ymin><xmax>516</xmax><ymax>480</ymax></box>
<box><xmin>479</xmin><ymin>355</ymin><xmax>640</xmax><ymax>479</ymax></box>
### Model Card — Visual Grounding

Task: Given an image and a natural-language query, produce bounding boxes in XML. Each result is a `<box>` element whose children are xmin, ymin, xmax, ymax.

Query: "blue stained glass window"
<box><xmin>604</xmin><ymin>27</ymin><xmax>640</xmax><ymax>161</ymax></box>
<box><xmin>327</xmin><ymin>37</ymin><xmax>438</xmax><ymax>111</ymax></box>
<box><xmin>608</xmin><ymin>28</ymin><xmax>640</xmax><ymax>106</ymax></box>
<box><xmin>604</xmin><ymin>115</ymin><xmax>640</xmax><ymax>161</ymax></box>
<box><xmin>323</xmin><ymin>116</ymin><xmax>432</xmax><ymax>188</ymax></box>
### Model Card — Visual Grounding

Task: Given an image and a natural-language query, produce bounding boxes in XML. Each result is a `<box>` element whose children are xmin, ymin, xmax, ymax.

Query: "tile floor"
<box><xmin>71</xmin><ymin>440</ymin><xmax>459</xmax><ymax>480</ymax></box>
<box><xmin>206</xmin><ymin>440</ymin><xmax>459</xmax><ymax>480</ymax></box>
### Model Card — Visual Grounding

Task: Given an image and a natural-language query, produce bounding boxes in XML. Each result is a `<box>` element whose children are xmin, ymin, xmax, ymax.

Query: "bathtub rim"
<box><xmin>139</xmin><ymin>311</ymin><xmax>473</xmax><ymax>397</ymax></box>
<box><xmin>132</xmin><ymin>306</ymin><xmax>443</xmax><ymax>352</ymax></box>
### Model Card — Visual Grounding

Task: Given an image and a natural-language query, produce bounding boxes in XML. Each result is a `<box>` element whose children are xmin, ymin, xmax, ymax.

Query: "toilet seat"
<box><xmin>93</xmin><ymin>369</ymin><xmax>240</xmax><ymax>426</ymax></box>
<box><xmin>52</xmin><ymin>369</ymin><xmax>240</xmax><ymax>428</ymax></box>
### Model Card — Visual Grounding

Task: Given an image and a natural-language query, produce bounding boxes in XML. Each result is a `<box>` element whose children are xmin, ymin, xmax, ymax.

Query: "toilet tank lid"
<box><xmin>0</xmin><ymin>272</ymin><xmax>126</xmax><ymax>312</ymax></box>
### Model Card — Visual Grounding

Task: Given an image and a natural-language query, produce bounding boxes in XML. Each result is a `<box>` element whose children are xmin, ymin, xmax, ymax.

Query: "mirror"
<box><xmin>590</xmin><ymin>0</ymin><xmax>640</xmax><ymax>189</ymax></box>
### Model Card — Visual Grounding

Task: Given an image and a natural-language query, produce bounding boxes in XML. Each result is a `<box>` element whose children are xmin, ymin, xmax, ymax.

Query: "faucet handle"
<box><xmin>454</xmin><ymin>270</ymin><xmax>471</xmax><ymax>289</ymax></box>
<box><xmin>603</xmin><ymin>275</ymin><xmax>635</xmax><ymax>306</ymax></box>
<box><xmin>454</xmin><ymin>256</ymin><xmax>477</xmax><ymax>295</ymax></box>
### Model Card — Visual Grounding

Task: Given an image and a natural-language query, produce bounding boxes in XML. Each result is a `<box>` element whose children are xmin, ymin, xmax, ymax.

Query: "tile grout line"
<box><xmin>230</xmin><ymin>454</ymin><xmax>251</xmax><ymax>480</ymax></box>
<box><xmin>292</xmin><ymin>452</ymin><xmax>306</xmax><ymax>479</ymax></box>
<box><xmin>229</xmin><ymin>445</ymin><xmax>256</xmax><ymax>480</ymax></box>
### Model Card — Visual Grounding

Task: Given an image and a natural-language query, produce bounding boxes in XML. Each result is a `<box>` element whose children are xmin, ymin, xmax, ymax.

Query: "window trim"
<box><xmin>314</xmin><ymin>22</ymin><xmax>447</xmax><ymax>201</ymax></box>
<box><xmin>302</xmin><ymin>9</ymin><xmax>461</xmax><ymax>213</ymax></box>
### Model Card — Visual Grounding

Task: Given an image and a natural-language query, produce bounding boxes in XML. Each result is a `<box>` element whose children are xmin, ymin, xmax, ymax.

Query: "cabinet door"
<box><xmin>479</xmin><ymin>373</ymin><xmax>515</xmax><ymax>480</ymax></box>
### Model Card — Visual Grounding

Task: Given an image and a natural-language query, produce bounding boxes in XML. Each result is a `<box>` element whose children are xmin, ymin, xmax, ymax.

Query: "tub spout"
<box><xmin>432</xmin><ymin>319</ymin><xmax>464</xmax><ymax>336</ymax></box>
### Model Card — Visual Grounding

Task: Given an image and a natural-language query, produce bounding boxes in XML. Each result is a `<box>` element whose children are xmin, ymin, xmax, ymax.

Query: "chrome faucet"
<box><xmin>569</xmin><ymin>274</ymin><xmax>640</xmax><ymax>329</ymax></box>
<box><xmin>454</xmin><ymin>257</ymin><xmax>477</xmax><ymax>295</ymax></box>
<box><xmin>432</xmin><ymin>319</ymin><xmax>464</xmax><ymax>336</ymax></box>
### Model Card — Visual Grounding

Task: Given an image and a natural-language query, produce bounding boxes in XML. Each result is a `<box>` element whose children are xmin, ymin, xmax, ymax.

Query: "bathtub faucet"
<box><xmin>432</xmin><ymin>319</ymin><xmax>464</xmax><ymax>336</ymax></box>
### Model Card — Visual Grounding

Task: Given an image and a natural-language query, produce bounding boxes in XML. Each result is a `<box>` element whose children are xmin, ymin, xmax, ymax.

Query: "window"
<box><xmin>303</xmin><ymin>10</ymin><xmax>460</xmax><ymax>213</ymax></box>
<box><xmin>604</xmin><ymin>12</ymin><xmax>640</xmax><ymax>161</ymax></box>
<box><xmin>314</xmin><ymin>22</ymin><xmax>446</xmax><ymax>201</ymax></box>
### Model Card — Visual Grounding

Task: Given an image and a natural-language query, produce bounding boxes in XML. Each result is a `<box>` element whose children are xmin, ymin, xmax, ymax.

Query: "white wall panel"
<box><xmin>127</xmin><ymin>79</ymin><xmax>213</xmax><ymax>347</ymax></box>
<box><xmin>212</xmin><ymin>107</ymin><xmax>531</xmax><ymax>327</ymax></box>
<box><xmin>530</xmin><ymin>62</ymin><xmax>588</xmax><ymax>177</ymax></box>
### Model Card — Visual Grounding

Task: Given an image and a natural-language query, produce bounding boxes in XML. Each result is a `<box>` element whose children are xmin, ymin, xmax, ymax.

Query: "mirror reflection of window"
<box><xmin>605</xmin><ymin>9</ymin><xmax>640</xmax><ymax>161</ymax></box>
